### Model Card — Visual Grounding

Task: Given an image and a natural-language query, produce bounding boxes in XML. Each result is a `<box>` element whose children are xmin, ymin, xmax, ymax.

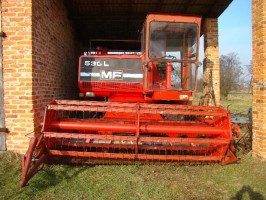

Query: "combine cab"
<box><xmin>21</xmin><ymin>14</ymin><xmax>238</xmax><ymax>187</ymax></box>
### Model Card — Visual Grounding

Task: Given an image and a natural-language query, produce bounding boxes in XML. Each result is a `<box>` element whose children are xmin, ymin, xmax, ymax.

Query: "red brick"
<box><xmin>252</xmin><ymin>0</ymin><xmax>266</xmax><ymax>161</ymax></box>
<box><xmin>202</xmin><ymin>18</ymin><xmax>220</xmax><ymax>106</ymax></box>
<box><xmin>2</xmin><ymin>0</ymin><xmax>79</xmax><ymax>154</ymax></box>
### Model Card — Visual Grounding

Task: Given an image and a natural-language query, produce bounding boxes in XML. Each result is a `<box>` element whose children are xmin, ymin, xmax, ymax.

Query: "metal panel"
<box><xmin>0</xmin><ymin>3</ymin><xmax>6</xmax><ymax>151</ymax></box>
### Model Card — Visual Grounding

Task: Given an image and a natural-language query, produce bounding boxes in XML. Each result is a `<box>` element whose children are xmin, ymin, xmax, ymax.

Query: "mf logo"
<box><xmin>100</xmin><ymin>70</ymin><xmax>123</xmax><ymax>80</ymax></box>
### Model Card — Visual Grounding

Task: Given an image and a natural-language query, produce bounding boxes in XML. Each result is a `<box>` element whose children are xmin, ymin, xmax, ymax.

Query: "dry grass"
<box><xmin>221</xmin><ymin>92</ymin><xmax>252</xmax><ymax>114</ymax></box>
<box><xmin>193</xmin><ymin>92</ymin><xmax>252</xmax><ymax>113</ymax></box>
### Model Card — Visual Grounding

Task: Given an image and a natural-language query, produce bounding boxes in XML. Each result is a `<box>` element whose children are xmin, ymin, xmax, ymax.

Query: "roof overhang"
<box><xmin>65</xmin><ymin>0</ymin><xmax>232</xmax><ymax>51</ymax></box>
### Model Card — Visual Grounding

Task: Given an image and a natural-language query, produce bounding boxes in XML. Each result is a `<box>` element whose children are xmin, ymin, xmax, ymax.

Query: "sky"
<box><xmin>199</xmin><ymin>0</ymin><xmax>252</xmax><ymax>69</ymax></box>
<box><xmin>219</xmin><ymin>0</ymin><xmax>252</xmax><ymax>66</ymax></box>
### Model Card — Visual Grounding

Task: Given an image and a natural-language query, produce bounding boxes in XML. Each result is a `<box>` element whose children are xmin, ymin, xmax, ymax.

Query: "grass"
<box><xmin>193</xmin><ymin>91</ymin><xmax>252</xmax><ymax>114</ymax></box>
<box><xmin>1</xmin><ymin>152</ymin><xmax>266</xmax><ymax>200</ymax></box>
<box><xmin>1</xmin><ymin>92</ymin><xmax>264</xmax><ymax>200</ymax></box>
<box><xmin>220</xmin><ymin>92</ymin><xmax>252</xmax><ymax>114</ymax></box>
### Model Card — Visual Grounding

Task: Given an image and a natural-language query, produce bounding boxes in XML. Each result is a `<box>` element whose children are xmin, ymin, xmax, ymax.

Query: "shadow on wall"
<box><xmin>199</xmin><ymin>58</ymin><xmax>216</xmax><ymax>106</ymax></box>
<box><xmin>230</xmin><ymin>185</ymin><xmax>265</xmax><ymax>200</ymax></box>
<box><xmin>32</xmin><ymin>0</ymin><xmax>81</xmax><ymax>134</ymax></box>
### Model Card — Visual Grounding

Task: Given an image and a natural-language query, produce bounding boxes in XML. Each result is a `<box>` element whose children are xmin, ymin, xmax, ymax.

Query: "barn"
<box><xmin>0</xmin><ymin>0</ymin><xmax>265</xmax><ymax>161</ymax></box>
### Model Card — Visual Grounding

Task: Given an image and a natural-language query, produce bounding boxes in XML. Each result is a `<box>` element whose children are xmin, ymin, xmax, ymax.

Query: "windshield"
<box><xmin>149</xmin><ymin>21</ymin><xmax>198</xmax><ymax>61</ymax></box>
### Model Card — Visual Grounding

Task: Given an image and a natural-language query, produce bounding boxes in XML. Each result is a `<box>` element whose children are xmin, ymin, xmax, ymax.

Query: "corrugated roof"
<box><xmin>64</xmin><ymin>0</ymin><xmax>233</xmax><ymax>50</ymax></box>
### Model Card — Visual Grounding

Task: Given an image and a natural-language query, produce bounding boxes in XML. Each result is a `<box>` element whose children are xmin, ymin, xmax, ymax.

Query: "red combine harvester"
<box><xmin>21</xmin><ymin>14</ymin><xmax>238</xmax><ymax>187</ymax></box>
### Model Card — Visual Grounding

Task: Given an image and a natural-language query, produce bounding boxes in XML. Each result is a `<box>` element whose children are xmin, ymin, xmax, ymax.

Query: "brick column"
<box><xmin>202</xmin><ymin>18</ymin><xmax>220</xmax><ymax>106</ymax></box>
<box><xmin>252</xmin><ymin>0</ymin><xmax>266</xmax><ymax>160</ymax></box>
<box><xmin>1</xmin><ymin>0</ymin><xmax>33</xmax><ymax>153</ymax></box>
<box><xmin>1</xmin><ymin>0</ymin><xmax>79</xmax><ymax>154</ymax></box>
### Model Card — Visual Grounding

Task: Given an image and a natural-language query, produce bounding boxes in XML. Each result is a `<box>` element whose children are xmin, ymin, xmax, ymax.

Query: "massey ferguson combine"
<box><xmin>21</xmin><ymin>14</ymin><xmax>238</xmax><ymax>187</ymax></box>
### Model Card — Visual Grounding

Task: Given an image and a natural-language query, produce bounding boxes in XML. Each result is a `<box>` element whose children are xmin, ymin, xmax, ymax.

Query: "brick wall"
<box><xmin>32</xmin><ymin>0</ymin><xmax>79</xmax><ymax>134</ymax></box>
<box><xmin>252</xmin><ymin>0</ymin><xmax>266</xmax><ymax>160</ymax></box>
<box><xmin>2</xmin><ymin>0</ymin><xmax>33</xmax><ymax>153</ymax></box>
<box><xmin>202</xmin><ymin>18</ymin><xmax>220</xmax><ymax>106</ymax></box>
<box><xmin>1</xmin><ymin>0</ymin><xmax>79</xmax><ymax>153</ymax></box>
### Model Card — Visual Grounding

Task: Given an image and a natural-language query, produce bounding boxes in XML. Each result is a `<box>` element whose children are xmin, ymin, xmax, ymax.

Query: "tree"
<box><xmin>246</xmin><ymin>61</ymin><xmax>252</xmax><ymax>93</ymax></box>
<box><xmin>220</xmin><ymin>52</ymin><xmax>243</xmax><ymax>97</ymax></box>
